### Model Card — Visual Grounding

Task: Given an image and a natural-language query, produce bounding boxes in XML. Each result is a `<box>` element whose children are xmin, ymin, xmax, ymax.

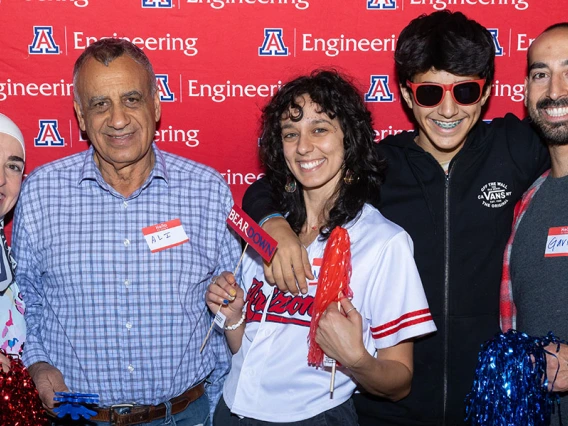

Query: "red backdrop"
<box><xmin>0</xmin><ymin>0</ymin><xmax>561</xmax><ymax>220</ymax></box>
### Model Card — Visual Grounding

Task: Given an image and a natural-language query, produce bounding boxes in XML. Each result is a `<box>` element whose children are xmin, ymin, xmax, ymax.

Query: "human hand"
<box><xmin>315</xmin><ymin>297</ymin><xmax>366</xmax><ymax>368</ymax></box>
<box><xmin>0</xmin><ymin>352</ymin><xmax>11</xmax><ymax>373</ymax></box>
<box><xmin>206</xmin><ymin>271</ymin><xmax>244</xmax><ymax>325</ymax></box>
<box><xmin>262</xmin><ymin>217</ymin><xmax>313</xmax><ymax>295</ymax></box>
<box><xmin>545</xmin><ymin>342</ymin><xmax>568</xmax><ymax>392</ymax></box>
<box><xmin>27</xmin><ymin>362</ymin><xmax>69</xmax><ymax>409</ymax></box>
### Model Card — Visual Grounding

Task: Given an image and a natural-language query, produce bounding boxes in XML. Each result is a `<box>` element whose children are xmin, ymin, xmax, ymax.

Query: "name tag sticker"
<box><xmin>309</xmin><ymin>257</ymin><xmax>323</xmax><ymax>286</ymax></box>
<box><xmin>214</xmin><ymin>310</ymin><xmax>227</xmax><ymax>333</ymax></box>
<box><xmin>544</xmin><ymin>226</ymin><xmax>568</xmax><ymax>257</ymax></box>
<box><xmin>142</xmin><ymin>219</ymin><xmax>189</xmax><ymax>253</ymax></box>
<box><xmin>323</xmin><ymin>353</ymin><xmax>336</xmax><ymax>368</ymax></box>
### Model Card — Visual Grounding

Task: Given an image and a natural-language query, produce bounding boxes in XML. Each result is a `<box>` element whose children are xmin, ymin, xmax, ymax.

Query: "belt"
<box><xmin>88</xmin><ymin>382</ymin><xmax>205</xmax><ymax>426</ymax></box>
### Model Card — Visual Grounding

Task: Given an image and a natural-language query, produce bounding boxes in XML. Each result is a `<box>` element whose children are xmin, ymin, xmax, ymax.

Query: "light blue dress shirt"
<box><xmin>12</xmin><ymin>145</ymin><xmax>240</xmax><ymax>410</ymax></box>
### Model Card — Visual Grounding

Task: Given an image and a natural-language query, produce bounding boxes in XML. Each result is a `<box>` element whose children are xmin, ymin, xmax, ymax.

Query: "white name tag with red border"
<box><xmin>545</xmin><ymin>226</ymin><xmax>568</xmax><ymax>257</ymax></box>
<box><xmin>142</xmin><ymin>219</ymin><xmax>189</xmax><ymax>253</ymax></box>
<box><xmin>308</xmin><ymin>258</ymin><xmax>323</xmax><ymax>286</ymax></box>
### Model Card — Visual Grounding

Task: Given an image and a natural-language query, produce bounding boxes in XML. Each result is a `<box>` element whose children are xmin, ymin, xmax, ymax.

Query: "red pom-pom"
<box><xmin>307</xmin><ymin>226</ymin><xmax>352</xmax><ymax>367</ymax></box>
<box><xmin>0</xmin><ymin>350</ymin><xmax>48</xmax><ymax>426</ymax></box>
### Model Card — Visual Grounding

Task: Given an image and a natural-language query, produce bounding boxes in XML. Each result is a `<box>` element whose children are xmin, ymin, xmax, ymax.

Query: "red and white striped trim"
<box><xmin>371</xmin><ymin>308</ymin><xmax>433</xmax><ymax>340</ymax></box>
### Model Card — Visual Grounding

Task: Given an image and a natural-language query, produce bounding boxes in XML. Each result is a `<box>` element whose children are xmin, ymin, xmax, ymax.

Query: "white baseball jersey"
<box><xmin>223</xmin><ymin>204</ymin><xmax>436</xmax><ymax>422</ymax></box>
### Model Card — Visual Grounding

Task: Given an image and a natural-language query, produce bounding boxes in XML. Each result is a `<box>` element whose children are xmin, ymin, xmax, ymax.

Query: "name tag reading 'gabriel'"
<box><xmin>545</xmin><ymin>226</ymin><xmax>568</xmax><ymax>257</ymax></box>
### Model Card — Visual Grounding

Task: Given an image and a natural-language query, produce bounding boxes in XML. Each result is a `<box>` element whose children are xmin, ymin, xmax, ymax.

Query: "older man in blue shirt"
<box><xmin>12</xmin><ymin>38</ymin><xmax>240</xmax><ymax>426</ymax></box>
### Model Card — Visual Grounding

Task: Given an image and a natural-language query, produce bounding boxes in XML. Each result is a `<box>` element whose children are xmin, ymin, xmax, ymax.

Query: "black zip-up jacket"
<box><xmin>242</xmin><ymin>113</ymin><xmax>550</xmax><ymax>426</ymax></box>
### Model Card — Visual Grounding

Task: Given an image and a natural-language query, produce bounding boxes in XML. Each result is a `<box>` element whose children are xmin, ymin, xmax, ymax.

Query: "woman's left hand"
<box><xmin>0</xmin><ymin>352</ymin><xmax>11</xmax><ymax>373</ymax></box>
<box><xmin>315</xmin><ymin>297</ymin><xmax>366</xmax><ymax>367</ymax></box>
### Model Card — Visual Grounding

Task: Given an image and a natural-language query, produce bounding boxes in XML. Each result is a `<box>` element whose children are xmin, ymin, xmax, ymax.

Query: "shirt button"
<box><xmin>123</xmin><ymin>201</ymin><xmax>128</xmax><ymax>208</ymax></box>
<box><xmin>124</xmin><ymin>280</ymin><xmax>130</xmax><ymax>287</ymax></box>
<box><xmin>124</xmin><ymin>239</ymin><xmax>130</xmax><ymax>247</ymax></box>
<box><xmin>126</xmin><ymin>322</ymin><xmax>132</xmax><ymax>330</ymax></box>
<box><xmin>127</xmin><ymin>364</ymin><xmax>134</xmax><ymax>373</ymax></box>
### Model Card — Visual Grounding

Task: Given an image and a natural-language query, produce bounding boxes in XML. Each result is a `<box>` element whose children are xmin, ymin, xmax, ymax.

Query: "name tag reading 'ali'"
<box><xmin>545</xmin><ymin>226</ymin><xmax>568</xmax><ymax>257</ymax></box>
<box><xmin>142</xmin><ymin>219</ymin><xmax>189</xmax><ymax>253</ymax></box>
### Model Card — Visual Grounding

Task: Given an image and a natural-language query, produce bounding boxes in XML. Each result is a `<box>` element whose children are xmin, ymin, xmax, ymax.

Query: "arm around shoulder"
<box><xmin>242</xmin><ymin>177</ymin><xmax>279</xmax><ymax>223</ymax></box>
<box><xmin>508</xmin><ymin>114</ymin><xmax>550</xmax><ymax>180</ymax></box>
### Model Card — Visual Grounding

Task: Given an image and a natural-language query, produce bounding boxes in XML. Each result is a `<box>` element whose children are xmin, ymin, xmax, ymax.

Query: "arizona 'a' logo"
<box><xmin>35</xmin><ymin>120</ymin><xmax>64</xmax><ymax>147</ymax></box>
<box><xmin>28</xmin><ymin>26</ymin><xmax>60</xmax><ymax>55</ymax></box>
<box><xmin>367</xmin><ymin>0</ymin><xmax>396</xmax><ymax>9</ymax></box>
<box><xmin>141</xmin><ymin>0</ymin><xmax>173</xmax><ymax>7</ymax></box>
<box><xmin>365</xmin><ymin>75</ymin><xmax>394</xmax><ymax>102</ymax></box>
<box><xmin>156</xmin><ymin>75</ymin><xmax>175</xmax><ymax>102</ymax></box>
<box><xmin>488</xmin><ymin>29</ymin><xmax>504</xmax><ymax>56</ymax></box>
<box><xmin>258</xmin><ymin>29</ymin><xmax>288</xmax><ymax>56</ymax></box>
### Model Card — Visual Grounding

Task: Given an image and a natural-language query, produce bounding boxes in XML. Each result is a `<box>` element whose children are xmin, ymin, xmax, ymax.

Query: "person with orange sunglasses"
<box><xmin>241</xmin><ymin>10</ymin><xmax>550</xmax><ymax>426</ymax></box>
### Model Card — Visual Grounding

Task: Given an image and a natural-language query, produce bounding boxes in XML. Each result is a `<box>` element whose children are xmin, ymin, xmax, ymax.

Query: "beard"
<box><xmin>528</xmin><ymin>97</ymin><xmax>568</xmax><ymax>146</ymax></box>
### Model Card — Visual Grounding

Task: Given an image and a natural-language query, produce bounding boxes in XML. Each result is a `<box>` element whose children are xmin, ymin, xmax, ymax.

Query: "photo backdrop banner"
<box><xmin>0</xmin><ymin>0</ymin><xmax>560</xmax><ymax>213</ymax></box>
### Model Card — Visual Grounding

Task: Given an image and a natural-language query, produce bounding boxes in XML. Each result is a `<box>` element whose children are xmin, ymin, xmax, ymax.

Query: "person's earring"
<box><xmin>285</xmin><ymin>176</ymin><xmax>297</xmax><ymax>193</ymax></box>
<box><xmin>343</xmin><ymin>169</ymin><xmax>359</xmax><ymax>185</ymax></box>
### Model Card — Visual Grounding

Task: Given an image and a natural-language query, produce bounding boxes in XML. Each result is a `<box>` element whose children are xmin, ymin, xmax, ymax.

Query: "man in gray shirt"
<box><xmin>501</xmin><ymin>22</ymin><xmax>568</xmax><ymax>425</ymax></box>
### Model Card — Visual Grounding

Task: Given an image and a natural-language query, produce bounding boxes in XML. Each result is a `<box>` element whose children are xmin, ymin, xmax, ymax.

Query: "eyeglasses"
<box><xmin>406</xmin><ymin>79</ymin><xmax>486</xmax><ymax>108</ymax></box>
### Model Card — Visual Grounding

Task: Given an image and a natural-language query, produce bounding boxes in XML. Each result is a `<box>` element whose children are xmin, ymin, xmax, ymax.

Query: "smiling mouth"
<box><xmin>106</xmin><ymin>132</ymin><xmax>134</xmax><ymax>140</ymax></box>
<box><xmin>544</xmin><ymin>107</ymin><xmax>568</xmax><ymax>118</ymax></box>
<box><xmin>432</xmin><ymin>119</ymin><xmax>463</xmax><ymax>129</ymax></box>
<box><xmin>299</xmin><ymin>159</ymin><xmax>325</xmax><ymax>170</ymax></box>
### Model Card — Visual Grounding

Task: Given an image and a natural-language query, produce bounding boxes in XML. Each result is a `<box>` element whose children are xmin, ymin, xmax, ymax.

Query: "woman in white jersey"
<box><xmin>207</xmin><ymin>70</ymin><xmax>436</xmax><ymax>425</ymax></box>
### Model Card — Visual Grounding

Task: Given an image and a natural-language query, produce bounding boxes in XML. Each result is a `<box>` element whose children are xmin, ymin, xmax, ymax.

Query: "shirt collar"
<box><xmin>77</xmin><ymin>144</ymin><xmax>170</xmax><ymax>193</ymax></box>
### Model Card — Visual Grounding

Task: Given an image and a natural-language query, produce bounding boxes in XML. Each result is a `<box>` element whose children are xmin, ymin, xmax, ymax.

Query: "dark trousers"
<box><xmin>214</xmin><ymin>396</ymin><xmax>358</xmax><ymax>426</ymax></box>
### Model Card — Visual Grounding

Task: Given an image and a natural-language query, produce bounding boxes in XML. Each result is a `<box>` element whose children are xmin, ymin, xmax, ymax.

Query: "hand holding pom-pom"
<box><xmin>1</xmin><ymin>351</ymin><xmax>11</xmax><ymax>373</ymax></box>
<box><xmin>466</xmin><ymin>330</ymin><xmax>562</xmax><ymax>426</ymax></box>
<box><xmin>0</xmin><ymin>350</ymin><xmax>48</xmax><ymax>426</ymax></box>
<box><xmin>307</xmin><ymin>226</ymin><xmax>352</xmax><ymax>368</ymax></box>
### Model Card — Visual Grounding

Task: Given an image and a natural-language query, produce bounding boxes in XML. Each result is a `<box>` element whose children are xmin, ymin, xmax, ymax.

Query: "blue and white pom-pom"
<box><xmin>53</xmin><ymin>392</ymin><xmax>99</xmax><ymax>420</ymax></box>
<box><xmin>466</xmin><ymin>330</ymin><xmax>563</xmax><ymax>426</ymax></box>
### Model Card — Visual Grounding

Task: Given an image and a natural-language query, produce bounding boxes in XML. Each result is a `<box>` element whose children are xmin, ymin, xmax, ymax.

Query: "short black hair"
<box><xmin>259</xmin><ymin>69</ymin><xmax>386</xmax><ymax>239</ymax></box>
<box><xmin>395</xmin><ymin>11</ymin><xmax>495</xmax><ymax>91</ymax></box>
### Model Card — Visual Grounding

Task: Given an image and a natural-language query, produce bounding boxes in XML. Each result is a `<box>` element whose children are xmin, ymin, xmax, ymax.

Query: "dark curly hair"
<box><xmin>259</xmin><ymin>70</ymin><xmax>386</xmax><ymax>240</ymax></box>
<box><xmin>396</xmin><ymin>11</ymin><xmax>495</xmax><ymax>91</ymax></box>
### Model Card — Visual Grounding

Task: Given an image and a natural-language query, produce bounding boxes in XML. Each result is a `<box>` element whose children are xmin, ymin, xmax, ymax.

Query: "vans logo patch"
<box><xmin>478</xmin><ymin>181</ymin><xmax>512</xmax><ymax>208</ymax></box>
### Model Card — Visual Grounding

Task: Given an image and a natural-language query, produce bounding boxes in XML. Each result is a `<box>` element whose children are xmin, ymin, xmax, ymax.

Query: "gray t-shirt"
<box><xmin>511</xmin><ymin>174</ymin><xmax>568</xmax><ymax>425</ymax></box>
